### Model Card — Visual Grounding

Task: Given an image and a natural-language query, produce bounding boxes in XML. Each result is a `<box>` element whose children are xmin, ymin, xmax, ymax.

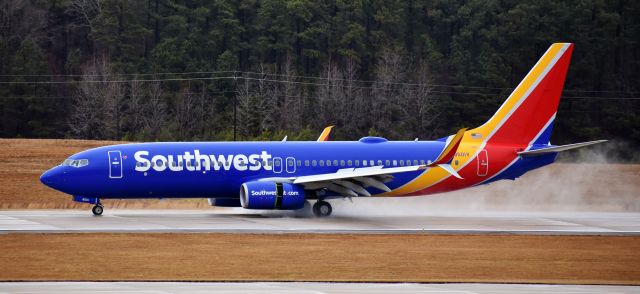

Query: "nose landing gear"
<box><xmin>92</xmin><ymin>200</ymin><xmax>104</xmax><ymax>216</ymax></box>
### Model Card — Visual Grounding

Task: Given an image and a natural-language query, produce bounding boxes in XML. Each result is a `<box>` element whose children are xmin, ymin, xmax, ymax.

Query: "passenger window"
<box><xmin>348</xmin><ymin>160</ymin><xmax>352</xmax><ymax>166</ymax></box>
<box><xmin>377</xmin><ymin>160</ymin><xmax>382</xmax><ymax>166</ymax></box>
<box><xmin>312</xmin><ymin>160</ymin><xmax>317</xmax><ymax>166</ymax></box>
<box><xmin>413</xmin><ymin>160</ymin><xmax>418</xmax><ymax>165</ymax></box>
<box><xmin>385</xmin><ymin>160</ymin><xmax>390</xmax><ymax>166</ymax></box>
<box><xmin>327</xmin><ymin>160</ymin><xmax>332</xmax><ymax>167</ymax></box>
<box><xmin>393</xmin><ymin>160</ymin><xmax>397</xmax><ymax>166</ymax></box>
<box><xmin>305</xmin><ymin>160</ymin><xmax>310</xmax><ymax>166</ymax></box>
<box><xmin>297</xmin><ymin>160</ymin><xmax>301</xmax><ymax>167</ymax></box>
<box><xmin>362</xmin><ymin>160</ymin><xmax>367</xmax><ymax>166</ymax></box>
<box><xmin>370</xmin><ymin>160</ymin><xmax>374</xmax><ymax>166</ymax></box>
<box><xmin>420</xmin><ymin>160</ymin><xmax>425</xmax><ymax>165</ymax></box>
<box><xmin>340</xmin><ymin>160</ymin><xmax>345</xmax><ymax>166</ymax></box>
<box><xmin>400</xmin><ymin>160</ymin><xmax>404</xmax><ymax>166</ymax></box>
<box><xmin>319</xmin><ymin>160</ymin><xmax>324</xmax><ymax>166</ymax></box>
<box><xmin>333</xmin><ymin>160</ymin><xmax>338</xmax><ymax>166</ymax></box>
<box><xmin>355</xmin><ymin>160</ymin><xmax>360</xmax><ymax>166</ymax></box>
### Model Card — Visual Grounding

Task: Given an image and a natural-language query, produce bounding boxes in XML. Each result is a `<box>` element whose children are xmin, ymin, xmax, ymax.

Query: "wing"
<box><xmin>260</xmin><ymin>165</ymin><xmax>426</xmax><ymax>197</ymax></box>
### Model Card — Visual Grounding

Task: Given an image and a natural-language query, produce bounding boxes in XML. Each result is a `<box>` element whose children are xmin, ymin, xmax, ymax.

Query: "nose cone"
<box><xmin>40</xmin><ymin>167</ymin><xmax>65</xmax><ymax>192</ymax></box>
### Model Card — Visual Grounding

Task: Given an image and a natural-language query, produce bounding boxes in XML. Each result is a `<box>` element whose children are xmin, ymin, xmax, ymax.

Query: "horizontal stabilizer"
<box><xmin>518</xmin><ymin>140</ymin><xmax>607</xmax><ymax>156</ymax></box>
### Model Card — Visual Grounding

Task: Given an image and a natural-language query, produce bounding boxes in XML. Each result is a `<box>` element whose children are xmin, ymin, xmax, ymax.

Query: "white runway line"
<box><xmin>0</xmin><ymin>282</ymin><xmax>639</xmax><ymax>294</ymax></box>
<box><xmin>1</xmin><ymin>210</ymin><xmax>640</xmax><ymax>235</ymax></box>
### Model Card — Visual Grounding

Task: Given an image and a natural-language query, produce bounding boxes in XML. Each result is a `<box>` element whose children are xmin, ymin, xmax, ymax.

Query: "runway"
<box><xmin>1</xmin><ymin>209</ymin><xmax>640</xmax><ymax>235</ymax></box>
<box><xmin>1</xmin><ymin>282</ymin><xmax>639</xmax><ymax>294</ymax></box>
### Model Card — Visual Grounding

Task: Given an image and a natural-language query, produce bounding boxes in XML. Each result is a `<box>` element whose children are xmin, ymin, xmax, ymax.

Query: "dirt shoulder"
<box><xmin>1</xmin><ymin>233</ymin><xmax>638</xmax><ymax>284</ymax></box>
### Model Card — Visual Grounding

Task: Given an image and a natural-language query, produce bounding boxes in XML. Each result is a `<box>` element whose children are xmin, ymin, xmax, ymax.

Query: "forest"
<box><xmin>1</xmin><ymin>0</ymin><xmax>638</xmax><ymax>155</ymax></box>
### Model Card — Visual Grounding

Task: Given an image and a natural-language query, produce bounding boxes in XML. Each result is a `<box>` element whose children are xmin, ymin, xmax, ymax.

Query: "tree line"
<box><xmin>0</xmin><ymin>0</ymin><xmax>638</xmax><ymax>152</ymax></box>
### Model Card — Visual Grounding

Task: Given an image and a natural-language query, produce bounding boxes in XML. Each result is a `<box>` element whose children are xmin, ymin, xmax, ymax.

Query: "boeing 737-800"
<box><xmin>40</xmin><ymin>43</ymin><xmax>605</xmax><ymax>217</ymax></box>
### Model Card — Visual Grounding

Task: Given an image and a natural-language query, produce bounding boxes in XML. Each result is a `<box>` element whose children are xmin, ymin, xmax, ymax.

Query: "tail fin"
<box><xmin>468</xmin><ymin>43</ymin><xmax>574</xmax><ymax>146</ymax></box>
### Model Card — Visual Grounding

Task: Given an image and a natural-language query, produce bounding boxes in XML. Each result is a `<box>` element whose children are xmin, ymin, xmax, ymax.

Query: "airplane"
<box><xmin>40</xmin><ymin>43</ymin><xmax>606</xmax><ymax>217</ymax></box>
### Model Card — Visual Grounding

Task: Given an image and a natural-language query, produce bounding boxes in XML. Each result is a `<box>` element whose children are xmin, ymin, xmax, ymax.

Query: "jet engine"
<box><xmin>240</xmin><ymin>181</ymin><xmax>306</xmax><ymax>210</ymax></box>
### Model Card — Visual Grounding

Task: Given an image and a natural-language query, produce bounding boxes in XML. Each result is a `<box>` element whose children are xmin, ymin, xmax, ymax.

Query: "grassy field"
<box><xmin>1</xmin><ymin>233</ymin><xmax>639</xmax><ymax>284</ymax></box>
<box><xmin>0</xmin><ymin>138</ymin><xmax>638</xmax><ymax>211</ymax></box>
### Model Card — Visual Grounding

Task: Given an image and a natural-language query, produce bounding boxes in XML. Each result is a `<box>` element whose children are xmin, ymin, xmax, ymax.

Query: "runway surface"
<box><xmin>1</xmin><ymin>282</ymin><xmax>639</xmax><ymax>294</ymax></box>
<box><xmin>1</xmin><ymin>210</ymin><xmax>639</xmax><ymax>235</ymax></box>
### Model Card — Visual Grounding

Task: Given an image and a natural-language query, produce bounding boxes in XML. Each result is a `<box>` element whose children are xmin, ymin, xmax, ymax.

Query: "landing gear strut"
<box><xmin>313</xmin><ymin>200</ymin><xmax>332</xmax><ymax>217</ymax></box>
<box><xmin>92</xmin><ymin>201</ymin><xmax>104</xmax><ymax>216</ymax></box>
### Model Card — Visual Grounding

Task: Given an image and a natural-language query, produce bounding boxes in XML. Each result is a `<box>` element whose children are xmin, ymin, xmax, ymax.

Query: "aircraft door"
<box><xmin>108</xmin><ymin>150</ymin><xmax>123</xmax><ymax>179</ymax></box>
<box><xmin>273</xmin><ymin>157</ymin><xmax>283</xmax><ymax>173</ymax></box>
<box><xmin>477</xmin><ymin>149</ymin><xmax>488</xmax><ymax>176</ymax></box>
<box><xmin>286</xmin><ymin>157</ymin><xmax>296</xmax><ymax>173</ymax></box>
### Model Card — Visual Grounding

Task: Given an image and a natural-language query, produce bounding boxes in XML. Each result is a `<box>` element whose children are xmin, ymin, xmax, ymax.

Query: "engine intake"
<box><xmin>240</xmin><ymin>181</ymin><xmax>306</xmax><ymax>210</ymax></box>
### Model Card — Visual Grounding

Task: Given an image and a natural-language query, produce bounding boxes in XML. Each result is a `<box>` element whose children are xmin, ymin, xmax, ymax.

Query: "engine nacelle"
<box><xmin>207</xmin><ymin>198</ymin><xmax>241</xmax><ymax>207</ymax></box>
<box><xmin>240</xmin><ymin>181</ymin><xmax>306</xmax><ymax>210</ymax></box>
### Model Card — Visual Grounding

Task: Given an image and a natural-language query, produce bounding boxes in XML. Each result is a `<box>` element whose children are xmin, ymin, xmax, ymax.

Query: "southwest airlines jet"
<box><xmin>40</xmin><ymin>43</ymin><xmax>605</xmax><ymax>217</ymax></box>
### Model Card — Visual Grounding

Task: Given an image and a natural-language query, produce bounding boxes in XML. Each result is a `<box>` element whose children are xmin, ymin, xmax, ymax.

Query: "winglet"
<box><xmin>437</xmin><ymin>164</ymin><xmax>463</xmax><ymax>179</ymax></box>
<box><xmin>430</xmin><ymin>128</ymin><xmax>467</xmax><ymax>166</ymax></box>
<box><xmin>317</xmin><ymin>125</ymin><xmax>334</xmax><ymax>142</ymax></box>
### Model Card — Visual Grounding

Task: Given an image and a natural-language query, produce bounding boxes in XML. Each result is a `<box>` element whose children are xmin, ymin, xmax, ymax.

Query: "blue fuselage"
<box><xmin>40</xmin><ymin>140</ymin><xmax>449</xmax><ymax>199</ymax></box>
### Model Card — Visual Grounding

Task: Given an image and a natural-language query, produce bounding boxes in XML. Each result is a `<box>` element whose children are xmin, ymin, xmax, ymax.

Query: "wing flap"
<box><xmin>292</xmin><ymin>165</ymin><xmax>424</xmax><ymax>184</ymax></box>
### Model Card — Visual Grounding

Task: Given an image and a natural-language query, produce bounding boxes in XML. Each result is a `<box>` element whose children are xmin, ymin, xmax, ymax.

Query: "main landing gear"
<box><xmin>92</xmin><ymin>201</ymin><xmax>104</xmax><ymax>216</ymax></box>
<box><xmin>313</xmin><ymin>200</ymin><xmax>332</xmax><ymax>217</ymax></box>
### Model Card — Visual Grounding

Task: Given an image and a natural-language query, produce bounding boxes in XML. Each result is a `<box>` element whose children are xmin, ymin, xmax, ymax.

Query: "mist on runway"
<box><xmin>330</xmin><ymin>145</ymin><xmax>639</xmax><ymax>217</ymax></box>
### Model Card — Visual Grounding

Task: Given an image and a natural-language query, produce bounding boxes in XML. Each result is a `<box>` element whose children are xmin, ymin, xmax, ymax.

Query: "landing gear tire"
<box><xmin>92</xmin><ymin>204</ymin><xmax>104</xmax><ymax>216</ymax></box>
<box><xmin>313</xmin><ymin>201</ymin><xmax>332</xmax><ymax>217</ymax></box>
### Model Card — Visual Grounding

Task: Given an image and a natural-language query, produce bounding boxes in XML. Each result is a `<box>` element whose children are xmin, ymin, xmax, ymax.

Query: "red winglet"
<box><xmin>429</xmin><ymin>128</ymin><xmax>467</xmax><ymax>166</ymax></box>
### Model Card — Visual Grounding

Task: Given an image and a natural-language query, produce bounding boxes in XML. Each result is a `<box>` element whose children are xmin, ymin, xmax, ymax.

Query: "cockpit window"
<box><xmin>61</xmin><ymin>159</ymin><xmax>89</xmax><ymax>168</ymax></box>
